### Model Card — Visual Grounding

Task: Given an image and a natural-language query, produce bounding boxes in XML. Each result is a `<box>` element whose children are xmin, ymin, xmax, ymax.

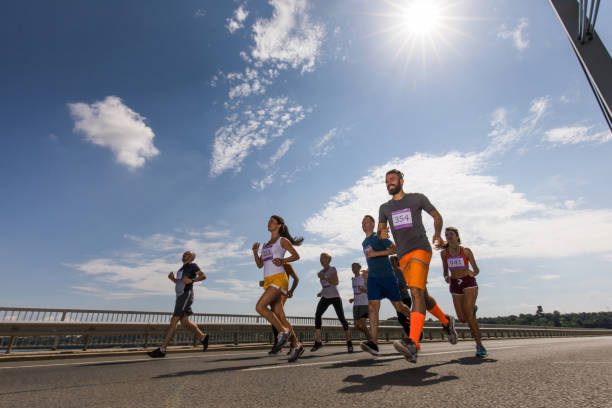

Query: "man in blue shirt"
<box><xmin>360</xmin><ymin>215</ymin><xmax>412</xmax><ymax>356</ymax></box>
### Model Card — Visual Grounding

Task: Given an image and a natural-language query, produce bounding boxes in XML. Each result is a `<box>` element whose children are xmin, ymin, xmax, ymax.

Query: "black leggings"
<box><xmin>397</xmin><ymin>297</ymin><xmax>412</xmax><ymax>335</ymax></box>
<box><xmin>315</xmin><ymin>297</ymin><xmax>349</xmax><ymax>330</ymax></box>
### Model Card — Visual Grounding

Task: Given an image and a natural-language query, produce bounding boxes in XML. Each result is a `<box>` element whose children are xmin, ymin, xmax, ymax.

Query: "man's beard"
<box><xmin>387</xmin><ymin>184</ymin><xmax>401</xmax><ymax>195</ymax></box>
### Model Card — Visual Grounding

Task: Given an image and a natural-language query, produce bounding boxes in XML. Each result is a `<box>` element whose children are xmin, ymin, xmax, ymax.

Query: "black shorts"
<box><xmin>353</xmin><ymin>305</ymin><xmax>369</xmax><ymax>320</ymax></box>
<box><xmin>173</xmin><ymin>290</ymin><xmax>194</xmax><ymax>317</ymax></box>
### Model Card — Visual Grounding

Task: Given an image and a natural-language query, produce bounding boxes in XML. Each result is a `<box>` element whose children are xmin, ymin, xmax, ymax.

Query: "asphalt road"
<box><xmin>1</xmin><ymin>337</ymin><xmax>611</xmax><ymax>408</ymax></box>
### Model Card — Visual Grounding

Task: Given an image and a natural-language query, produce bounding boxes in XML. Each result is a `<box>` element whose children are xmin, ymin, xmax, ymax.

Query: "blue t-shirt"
<box><xmin>362</xmin><ymin>233</ymin><xmax>395</xmax><ymax>279</ymax></box>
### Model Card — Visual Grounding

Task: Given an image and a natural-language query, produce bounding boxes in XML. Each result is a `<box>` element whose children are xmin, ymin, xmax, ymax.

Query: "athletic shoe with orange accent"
<box><xmin>443</xmin><ymin>315</ymin><xmax>458</xmax><ymax>345</ymax></box>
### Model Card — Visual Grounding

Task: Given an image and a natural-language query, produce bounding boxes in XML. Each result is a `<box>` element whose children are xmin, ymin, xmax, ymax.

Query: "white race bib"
<box><xmin>391</xmin><ymin>208</ymin><xmax>413</xmax><ymax>229</ymax></box>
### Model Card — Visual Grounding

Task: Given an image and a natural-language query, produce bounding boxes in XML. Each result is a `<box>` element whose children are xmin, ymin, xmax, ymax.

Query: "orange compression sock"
<box><xmin>428</xmin><ymin>303</ymin><xmax>449</xmax><ymax>326</ymax></box>
<box><xmin>409</xmin><ymin>312</ymin><xmax>425</xmax><ymax>347</ymax></box>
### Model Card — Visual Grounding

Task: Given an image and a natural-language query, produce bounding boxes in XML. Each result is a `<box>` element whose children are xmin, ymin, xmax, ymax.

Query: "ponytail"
<box><xmin>272</xmin><ymin>215</ymin><xmax>304</xmax><ymax>246</ymax></box>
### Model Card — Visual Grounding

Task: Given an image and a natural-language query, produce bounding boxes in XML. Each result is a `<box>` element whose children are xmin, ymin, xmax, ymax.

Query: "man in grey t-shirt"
<box><xmin>148</xmin><ymin>251</ymin><xmax>210</xmax><ymax>358</ymax></box>
<box><xmin>378</xmin><ymin>169</ymin><xmax>457</xmax><ymax>363</ymax></box>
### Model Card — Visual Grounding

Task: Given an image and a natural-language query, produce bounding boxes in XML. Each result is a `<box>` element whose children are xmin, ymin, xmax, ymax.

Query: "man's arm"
<box><xmin>193</xmin><ymin>270</ymin><xmax>206</xmax><ymax>282</ymax></box>
<box><xmin>366</xmin><ymin>241</ymin><xmax>396</xmax><ymax>258</ymax></box>
<box><xmin>427</xmin><ymin>208</ymin><xmax>443</xmax><ymax>248</ymax></box>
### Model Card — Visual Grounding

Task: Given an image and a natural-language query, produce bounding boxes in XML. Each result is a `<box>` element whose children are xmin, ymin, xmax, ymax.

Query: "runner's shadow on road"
<box><xmin>207</xmin><ymin>356</ymin><xmax>267</xmax><ymax>363</ymax></box>
<box><xmin>153</xmin><ymin>361</ymin><xmax>283</xmax><ymax>379</ymax></box>
<box><xmin>80</xmin><ymin>360</ymin><xmax>153</xmax><ymax>367</ymax></box>
<box><xmin>339</xmin><ymin>361</ymin><xmax>457</xmax><ymax>393</ymax></box>
<box><xmin>320</xmin><ymin>357</ymin><xmax>404</xmax><ymax>369</ymax></box>
<box><xmin>298</xmin><ymin>351</ymin><xmax>350</xmax><ymax>360</ymax></box>
<box><xmin>451</xmin><ymin>356</ymin><xmax>498</xmax><ymax>366</ymax></box>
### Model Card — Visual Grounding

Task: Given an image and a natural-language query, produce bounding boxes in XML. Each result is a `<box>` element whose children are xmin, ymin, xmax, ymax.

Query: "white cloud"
<box><xmin>259</xmin><ymin>139</ymin><xmax>294</xmax><ymax>170</ymax></box>
<box><xmin>226</xmin><ymin>4</ymin><xmax>249</xmax><ymax>34</ymax></box>
<box><xmin>303</xmin><ymin>97</ymin><xmax>612</xmax><ymax>266</ymax></box>
<box><xmin>497</xmin><ymin>18</ymin><xmax>529</xmax><ymax>51</ymax></box>
<box><xmin>311</xmin><ymin>128</ymin><xmax>337</xmax><ymax>156</ymax></box>
<box><xmin>269</xmin><ymin>139</ymin><xmax>293</xmax><ymax>164</ymax></box>
<box><xmin>251</xmin><ymin>173</ymin><xmax>275</xmax><ymax>191</ymax></box>
<box><xmin>543</xmin><ymin>126</ymin><xmax>612</xmax><ymax>145</ymax></box>
<box><xmin>210</xmin><ymin>97</ymin><xmax>306</xmax><ymax>176</ymax></box>
<box><xmin>69</xmin><ymin>228</ymin><xmax>250</xmax><ymax>298</ymax></box>
<box><xmin>536</xmin><ymin>274</ymin><xmax>560</xmax><ymax>280</ymax></box>
<box><xmin>482</xmin><ymin>96</ymin><xmax>550</xmax><ymax>157</ymax></box>
<box><xmin>251</xmin><ymin>0</ymin><xmax>325</xmax><ymax>73</ymax></box>
<box><xmin>68</xmin><ymin>96</ymin><xmax>159</xmax><ymax>169</ymax></box>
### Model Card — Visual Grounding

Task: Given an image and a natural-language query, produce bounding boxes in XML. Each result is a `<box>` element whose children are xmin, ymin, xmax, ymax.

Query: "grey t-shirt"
<box><xmin>379</xmin><ymin>193</ymin><xmax>435</xmax><ymax>259</ymax></box>
<box><xmin>320</xmin><ymin>266</ymin><xmax>340</xmax><ymax>298</ymax></box>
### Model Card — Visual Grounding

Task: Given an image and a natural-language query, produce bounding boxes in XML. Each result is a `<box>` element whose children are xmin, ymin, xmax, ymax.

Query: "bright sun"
<box><xmin>401</xmin><ymin>1</ymin><xmax>442</xmax><ymax>36</ymax></box>
<box><xmin>370</xmin><ymin>0</ymin><xmax>468</xmax><ymax>65</ymax></box>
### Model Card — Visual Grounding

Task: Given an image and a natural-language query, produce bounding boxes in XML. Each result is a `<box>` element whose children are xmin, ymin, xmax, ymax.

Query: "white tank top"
<box><xmin>262</xmin><ymin>238</ymin><xmax>286</xmax><ymax>278</ymax></box>
<box><xmin>352</xmin><ymin>276</ymin><xmax>368</xmax><ymax>306</ymax></box>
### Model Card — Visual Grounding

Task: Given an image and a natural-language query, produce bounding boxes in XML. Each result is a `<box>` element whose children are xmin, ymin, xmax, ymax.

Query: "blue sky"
<box><xmin>1</xmin><ymin>0</ymin><xmax>611</xmax><ymax>319</ymax></box>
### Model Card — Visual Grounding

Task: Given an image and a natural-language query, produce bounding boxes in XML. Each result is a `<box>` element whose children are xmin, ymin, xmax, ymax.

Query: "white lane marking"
<box><xmin>0</xmin><ymin>350</ymin><xmax>266</xmax><ymax>370</ymax></box>
<box><xmin>240</xmin><ymin>345</ymin><xmax>523</xmax><ymax>372</ymax></box>
<box><xmin>552</xmin><ymin>362</ymin><xmax>612</xmax><ymax>364</ymax></box>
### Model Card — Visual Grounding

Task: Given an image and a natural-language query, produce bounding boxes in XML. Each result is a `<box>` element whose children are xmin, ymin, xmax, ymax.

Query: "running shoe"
<box><xmin>271</xmin><ymin>330</ymin><xmax>290</xmax><ymax>352</ymax></box>
<box><xmin>393</xmin><ymin>338</ymin><xmax>418</xmax><ymax>363</ymax></box>
<box><xmin>443</xmin><ymin>315</ymin><xmax>458</xmax><ymax>345</ymax></box>
<box><xmin>476</xmin><ymin>345</ymin><xmax>488</xmax><ymax>357</ymax></box>
<box><xmin>288</xmin><ymin>343</ymin><xmax>305</xmax><ymax>363</ymax></box>
<box><xmin>347</xmin><ymin>340</ymin><xmax>354</xmax><ymax>353</ymax></box>
<box><xmin>310</xmin><ymin>341</ymin><xmax>323</xmax><ymax>352</ymax></box>
<box><xmin>268</xmin><ymin>347</ymin><xmax>280</xmax><ymax>356</ymax></box>
<box><xmin>360</xmin><ymin>341</ymin><xmax>379</xmax><ymax>356</ymax></box>
<box><xmin>147</xmin><ymin>347</ymin><xmax>166</xmax><ymax>358</ymax></box>
<box><xmin>201</xmin><ymin>333</ymin><xmax>209</xmax><ymax>352</ymax></box>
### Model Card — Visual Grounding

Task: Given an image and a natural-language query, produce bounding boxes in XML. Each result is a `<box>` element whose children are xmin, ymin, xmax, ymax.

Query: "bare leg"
<box><xmin>179</xmin><ymin>317</ymin><xmax>205</xmax><ymax>338</ymax></box>
<box><xmin>463</xmin><ymin>288</ymin><xmax>482</xmax><ymax>346</ymax></box>
<box><xmin>272</xmin><ymin>298</ymin><xmax>298</xmax><ymax>347</ymax></box>
<box><xmin>391</xmin><ymin>300</ymin><xmax>411</xmax><ymax>318</ymax></box>
<box><xmin>368</xmin><ymin>300</ymin><xmax>381</xmax><ymax>344</ymax></box>
<box><xmin>410</xmin><ymin>287</ymin><xmax>426</xmax><ymax>314</ymax></box>
<box><xmin>161</xmin><ymin>316</ymin><xmax>181</xmax><ymax>348</ymax></box>
<box><xmin>424</xmin><ymin>288</ymin><xmax>437</xmax><ymax>311</ymax></box>
<box><xmin>355</xmin><ymin>318</ymin><xmax>371</xmax><ymax>340</ymax></box>
<box><xmin>255</xmin><ymin>287</ymin><xmax>287</xmax><ymax>332</ymax></box>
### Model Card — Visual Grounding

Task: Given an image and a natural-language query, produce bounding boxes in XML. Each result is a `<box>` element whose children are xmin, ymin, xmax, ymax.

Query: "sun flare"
<box><xmin>369</xmin><ymin>0</ymin><xmax>471</xmax><ymax>66</ymax></box>
<box><xmin>401</xmin><ymin>1</ymin><xmax>442</xmax><ymax>36</ymax></box>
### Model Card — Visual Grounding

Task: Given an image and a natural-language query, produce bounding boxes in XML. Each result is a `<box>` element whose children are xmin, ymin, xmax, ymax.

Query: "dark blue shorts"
<box><xmin>367</xmin><ymin>276</ymin><xmax>401</xmax><ymax>302</ymax></box>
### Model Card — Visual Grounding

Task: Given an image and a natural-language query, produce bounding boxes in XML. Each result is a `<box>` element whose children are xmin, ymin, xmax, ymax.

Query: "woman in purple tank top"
<box><xmin>441</xmin><ymin>227</ymin><xmax>487</xmax><ymax>357</ymax></box>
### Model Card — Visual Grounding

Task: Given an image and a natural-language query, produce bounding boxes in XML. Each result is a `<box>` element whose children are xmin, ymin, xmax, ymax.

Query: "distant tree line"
<box><xmin>476</xmin><ymin>311</ymin><xmax>612</xmax><ymax>329</ymax></box>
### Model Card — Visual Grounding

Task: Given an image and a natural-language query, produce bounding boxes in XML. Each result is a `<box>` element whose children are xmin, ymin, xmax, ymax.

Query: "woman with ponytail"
<box><xmin>253</xmin><ymin>215</ymin><xmax>305</xmax><ymax>362</ymax></box>
<box><xmin>441</xmin><ymin>227</ymin><xmax>487</xmax><ymax>357</ymax></box>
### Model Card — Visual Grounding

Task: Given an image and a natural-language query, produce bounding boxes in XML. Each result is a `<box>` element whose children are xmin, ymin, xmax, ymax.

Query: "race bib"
<box><xmin>261</xmin><ymin>245</ymin><xmax>273</xmax><ymax>262</ymax></box>
<box><xmin>391</xmin><ymin>208</ymin><xmax>413</xmax><ymax>229</ymax></box>
<box><xmin>363</xmin><ymin>245</ymin><xmax>373</xmax><ymax>258</ymax></box>
<box><xmin>177</xmin><ymin>269</ymin><xmax>183</xmax><ymax>279</ymax></box>
<box><xmin>448</xmin><ymin>256</ymin><xmax>466</xmax><ymax>270</ymax></box>
<box><xmin>321</xmin><ymin>278</ymin><xmax>331</xmax><ymax>288</ymax></box>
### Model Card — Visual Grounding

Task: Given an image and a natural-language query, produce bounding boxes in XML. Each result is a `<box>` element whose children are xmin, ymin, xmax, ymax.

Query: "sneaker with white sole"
<box><xmin>288</xmin><ymin>344</ymin><xmax>305</xmax><ymax>363</ymax></box>
<box><xmin>393</xmin><ymin>338</ymin><xmax>418</xmax><ymax>363</ymax></box>
<box><xmin>147</xmin><ymin>347</ymin><xmax>166</xmax><ymax>358</ymax></box>
<box><xmin>359</xmin><ymin>341</ymin><xmax>379</xmax><ymax>356</ymax></box>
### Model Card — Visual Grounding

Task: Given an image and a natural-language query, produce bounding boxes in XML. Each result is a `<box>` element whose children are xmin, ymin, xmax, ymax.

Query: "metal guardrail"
<box><xmin>1</xmin><ymin>307</ymin><xmax>611</xmax><ymax>354</ymax></box>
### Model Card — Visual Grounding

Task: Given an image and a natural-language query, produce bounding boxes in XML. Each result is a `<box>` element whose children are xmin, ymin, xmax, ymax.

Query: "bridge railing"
<box><xmin>1</xmin><ymin>307</ymin><xmax>611</xmax><ymax>354</ymax></box>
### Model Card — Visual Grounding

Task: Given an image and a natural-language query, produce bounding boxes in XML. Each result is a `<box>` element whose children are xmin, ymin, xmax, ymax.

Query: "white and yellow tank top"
<box><xmin>262</xmin><ymin>238</ymin><xmax>286</xmax><ymax>278</ymax></box>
